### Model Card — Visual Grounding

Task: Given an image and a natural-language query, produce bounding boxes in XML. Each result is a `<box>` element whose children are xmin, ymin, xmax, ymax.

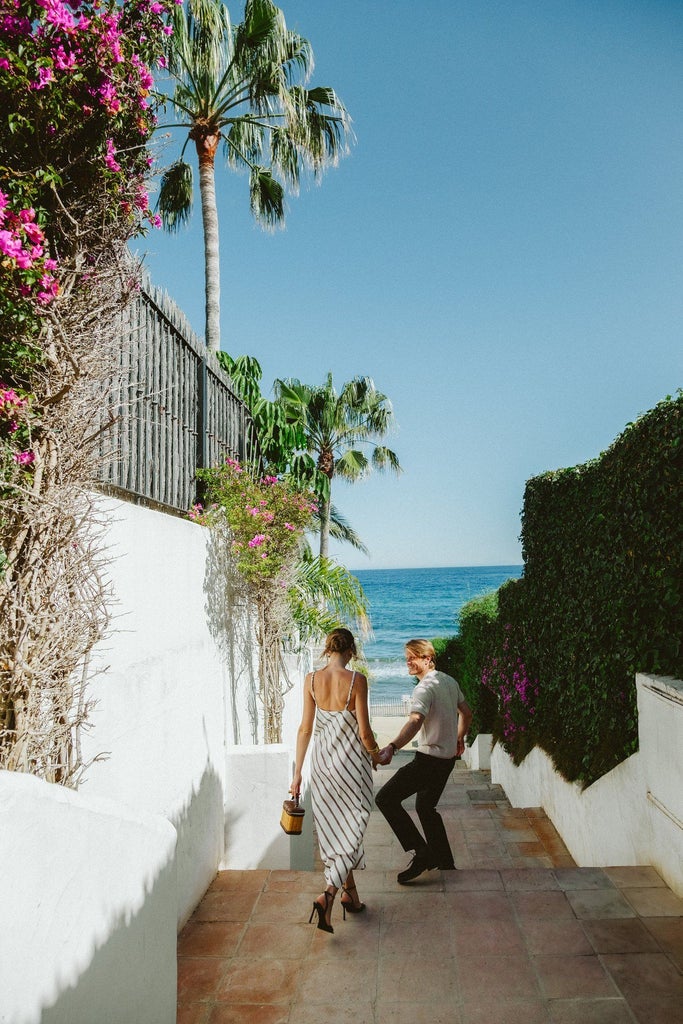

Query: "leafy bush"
<box><xmin>1</xmin><ymin>0</ymin><xmax>175</xmax><ymax>781</ymax></box>
<box><xmin>194</xmin><ymin>458</ymin><xmax>317</xmax><ymax>586</ymax></box>
<box><xmin>495</xmin><ymin>393</ymin><xmax>683</xmax><ymax>786</ymax></box>
<box><xmin>434</xmin><ymin>590</ymin><xmax>499</xmax><ymax>740</ymax></box>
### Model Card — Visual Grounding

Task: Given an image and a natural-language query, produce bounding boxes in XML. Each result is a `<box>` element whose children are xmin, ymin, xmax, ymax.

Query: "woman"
<box><xmin>290</xmin><ymin>627</ymin><xmax>383</xmax><ymax>933</ymax></box>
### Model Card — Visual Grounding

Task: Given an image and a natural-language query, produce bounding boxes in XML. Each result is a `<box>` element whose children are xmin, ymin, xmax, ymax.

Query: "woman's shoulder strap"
<box><xmin>344</xmin><ymin>670</ymin><xmax>356</xmax><ymax>709</ymax></box>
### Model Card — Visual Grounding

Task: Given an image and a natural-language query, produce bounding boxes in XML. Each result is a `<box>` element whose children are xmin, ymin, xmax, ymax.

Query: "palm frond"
<box><xmin>186</xmin><ymin>0</ymin><xmax>233</xmax><ymax>77</ymax></box>
<box><xmin>157</xmin><ymin>159</ymin><xmax>194</xmax><ymax>231</ymax></box>
<box><xmin>249</xmin><ymin>166</ymin><xmax>285</xmax><ymax>226</ymax></box>
<box><xmin>282</xmin><ymin>31</ymin><xmax>314</xmax><ymax>86</ymax></box>
<box><xmin>224</xmin><ymin>117</ymin><xmax>265</xmax><ymax>168</ymax></box>
<box><xmin>216</xmin><ymin>351</ymin><xmax>263</xmax><ymax>409</ymax></box>
<box><xmin>335</xmin><ymin>448</ymin><xmax>368</xmax><ymax>481</ymax></box>
<box><xmin>288</xmin><ymin>555</ymin><xmax>370</xmax><ymax>643</ymax></box>
<box><xmin>270</xmin><ymin>126</ymin><xmax>301</xmax><ymax>190</ymax></box>
<box><xmin>324</xmin><ymin>504</ymin><xmax>369</xmax><ymax>554</ymax></box>
<box><xmin>372</xmin><ymin>445</ymin><xmax>402</xmax><ymax>474</ymax></box>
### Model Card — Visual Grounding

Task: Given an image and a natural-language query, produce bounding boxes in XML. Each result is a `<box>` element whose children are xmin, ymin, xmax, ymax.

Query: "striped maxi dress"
<box><xmin>309</xmin><ymin>672</ymin><xmax>374</xmax><ymax>889</ymax></box>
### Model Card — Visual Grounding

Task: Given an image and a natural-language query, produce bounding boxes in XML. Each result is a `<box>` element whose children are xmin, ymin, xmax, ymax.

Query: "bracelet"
<box><xmin>366</xmin><ymin>744</ymin><xmax>380</xmax><ymax>755</ymax></box>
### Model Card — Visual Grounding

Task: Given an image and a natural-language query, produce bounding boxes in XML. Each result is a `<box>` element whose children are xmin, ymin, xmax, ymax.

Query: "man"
<box><xmin>375</xmin><ymin>638</ymin><xmax>473</xmax><ymax>884</ymax></box>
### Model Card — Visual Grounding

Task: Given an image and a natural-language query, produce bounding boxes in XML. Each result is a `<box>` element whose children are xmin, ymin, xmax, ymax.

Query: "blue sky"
<box><xmin>140</xmin><ymin>0</ymin><xmax>683</xmax><ymax>569</ymax></box>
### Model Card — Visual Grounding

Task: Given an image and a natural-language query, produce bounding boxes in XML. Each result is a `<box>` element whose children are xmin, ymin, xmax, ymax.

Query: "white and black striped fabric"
<box><xmin>310</xmin><ymin>673</ymin><xmax>374</xmax><ymax>890</ymax></box>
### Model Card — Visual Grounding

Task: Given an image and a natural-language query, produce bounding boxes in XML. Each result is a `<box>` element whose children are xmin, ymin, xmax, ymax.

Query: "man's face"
<box><xmin>405</xmin><ymin>651</ymin><xmax>431</xmax><ymax>676</ymax></box>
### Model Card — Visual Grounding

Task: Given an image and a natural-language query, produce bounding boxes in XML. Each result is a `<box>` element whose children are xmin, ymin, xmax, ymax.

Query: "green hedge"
<box><xmin>434</xmin><ymin>591</ymin><xmax>499</xmax><ymax>741</ymax></box>
<box><xmin>494</xmin><ymin>392</ymin><xmax>683</xmax><ymax>786</ymax></box>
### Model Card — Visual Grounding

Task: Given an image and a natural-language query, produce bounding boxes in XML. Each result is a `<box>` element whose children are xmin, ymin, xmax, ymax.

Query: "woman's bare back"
<box><xmin>310</xmin><ymin>667</ymin><xmax>364</xmax><ymax>712</ymax></box>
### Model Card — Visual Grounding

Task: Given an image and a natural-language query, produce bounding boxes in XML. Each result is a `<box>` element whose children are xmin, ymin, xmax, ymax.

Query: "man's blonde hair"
<box><xmin>405</xmin><ymin>638</ymin><xmax>436</xmax><ymax>665</ymax></box>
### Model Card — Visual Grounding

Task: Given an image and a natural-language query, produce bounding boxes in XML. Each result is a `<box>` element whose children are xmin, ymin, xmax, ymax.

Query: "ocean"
<box><xmin>353</xmin><ymin>566</ymin><xmax>522</xmax><ymax>708</ymax></box>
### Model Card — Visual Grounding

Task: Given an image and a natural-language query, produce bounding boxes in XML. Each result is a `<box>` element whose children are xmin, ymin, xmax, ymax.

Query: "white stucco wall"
<box><xmin>463</xmin><ymin>733</ymin><xmax>493</xmax><ymax>770</ymax></box>
<box><xmin>80</xmin><ymin>497</ymin><xmax>306</xmax><ymax>923</ymax></box>
<box><xmin>0</xmin><ymin>771</ymin><xmax>178</xmax><ymax>1024</ymax></box>
<box><xmin>1</xmin><ymin>498</ymin><xmax>310</xmax><ymax>1024</ymax></box>
<box><xmin>223</xmin><ymin>744</ymin><xmax>315</xmax><ymax>870</ymax></box>
<box><xmin>491</xmin><ymin>673</ymin><xmax>683</xmax><ymax>897</ymax></box>
<box><xmin>638</xmin><ymin>675</ymin><xmax>683</xmax><ymax>893</ymax></box>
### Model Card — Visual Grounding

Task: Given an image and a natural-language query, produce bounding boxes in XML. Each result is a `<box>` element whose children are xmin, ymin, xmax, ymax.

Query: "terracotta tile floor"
<box><xmin>177</xmin><ymin>757</ymin><xmax>683</xmax><ymax>1024</ymax></box>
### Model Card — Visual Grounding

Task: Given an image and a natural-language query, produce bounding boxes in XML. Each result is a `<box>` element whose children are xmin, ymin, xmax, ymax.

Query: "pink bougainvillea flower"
<box><xmin>32</xmin><ymin>65</ymin><xmax>55</xmax><ymax>89</ymax></box>
<box><xmin>36</xmin><ymin>274</ymin><xmax>59</xmax><ymax>303</ymax></box>
<box><xmin>133</xmin><ymin>187</ymin><xmax>149</xmax><ymax>211</ymax></box>
<box><xmin>52</xmin><ymin>45</ymin><xmax>77</xmax><ymax>71</ymax></box>
<box><xmin>23</xmin><ymin>222</ymin><xmax>43</xmax><ymax>245</ymax></box>
<box><xmin>13</xmin><ymin>450</ymin><xmax>36</xmax><ymax>466</ymax></box>
<box><xmin>37</xmin><ymin>0</ymin><xmax>75</xmax><ymax>31</ymax></box>
<box><xmin>104</xmin><ymin>138</ymin><xmax>121</xmax><ymax>172</ymax></box>
<box><xmin>0</xmin><ymin>230</ymin><xmax>23</xmax><ymax>258</ymax></box>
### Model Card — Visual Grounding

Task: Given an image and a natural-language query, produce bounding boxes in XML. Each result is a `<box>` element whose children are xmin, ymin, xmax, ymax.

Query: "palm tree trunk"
<box><xmin>319</xmin><ymin>494</ymin><xmax>331</xmax><ymax>558</ymax></box>
<box><xmin>195</xmin><ymin>136</ymin><xmax>221</xmax><ymax>353</ymax></box>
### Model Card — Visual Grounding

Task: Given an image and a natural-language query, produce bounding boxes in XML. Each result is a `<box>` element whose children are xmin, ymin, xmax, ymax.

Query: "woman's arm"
<box><xmin>290</xmin><ymin>674</ymin><xmax>316</xmax><ymax>797</ymax></box>
<box><xmin>353</xmin><ymin>675</ymin><xmax>382</xmax><ymax>766</ymax></box>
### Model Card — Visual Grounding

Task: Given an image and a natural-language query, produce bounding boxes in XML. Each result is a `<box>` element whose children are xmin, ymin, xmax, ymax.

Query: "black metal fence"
<box><xmin>97</xmin><ymin>279</ymin><xmax>260</xmax><ymax>514</ymax></box>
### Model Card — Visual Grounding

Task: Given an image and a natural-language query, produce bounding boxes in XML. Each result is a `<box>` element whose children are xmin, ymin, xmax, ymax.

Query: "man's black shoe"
<box><xmin>397</xmin><ymin>850</ymin><xmax>435</xmax><ymax>885</ymax></box>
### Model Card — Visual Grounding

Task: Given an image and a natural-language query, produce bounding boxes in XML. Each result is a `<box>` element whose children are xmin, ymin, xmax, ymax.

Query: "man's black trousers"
<box><xmin>375</xmin><ymin>751</ymin><xmax>456</xmax><ymax>868</ymax></box>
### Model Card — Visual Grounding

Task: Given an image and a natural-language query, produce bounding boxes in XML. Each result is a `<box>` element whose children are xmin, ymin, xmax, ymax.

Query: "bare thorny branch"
<box><xmin>0</xmin><ymin>227</ymin><xmax>140</xmax><ymax>787</ymax></box>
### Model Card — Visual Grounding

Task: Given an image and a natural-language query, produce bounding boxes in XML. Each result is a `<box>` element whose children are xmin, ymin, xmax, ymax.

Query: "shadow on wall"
<box><xmin>222</xmin><ymin>781</ymin><xmax>315</xmax><ymax>873</ymax></box>
<box><xmin>203</xmin><ymin>521</ymin><xmax>259</xmax><ymax>744</ymax></box>
<box><xmin>6</xmin><ymin>762</ymin><xmax>228</xmax><ymax>1024</ymax></box>
<box><xmin>40</xmin><ymin>855</ymin><xmax>177</xmax><ymax>1024</ymax></box>
<box><xmin>171</xmin><ymin>760</ymin><xmax>226</xmax><ymax>929</ymax></box>
<box><xmin>1</xmin><ymin>769</ymin><xmax>177</xmax><ymax>1024</ymax></box>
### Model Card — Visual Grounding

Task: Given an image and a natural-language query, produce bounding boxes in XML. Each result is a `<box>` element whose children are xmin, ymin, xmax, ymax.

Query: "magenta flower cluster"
<box><xmin>0</xmin><ymin>386</ymin><xmax>27</xmax><ymax>431</ymax></box>
<box><xmin>481</xmin><ymin>624</ymin><xmax>539</xmax><ymax>747</ymax></box>
<box><xmin>2</xmin><ymin>1</ymin><xmax>178</xmax><ymax>492</ymax></box>
<box><xmin>190</xmin><ymin>457</ymin><xmax>318</xmax><ymax>586</ymax></box>
<box><xmin>0</xmin><ymin>0</ymin><xmax>179</xmax><ymax>233</ymax></box>
<box><xmin>0</xmin><ymin>385</ymin><xmax>34</xmax><ymax>468</ymax></box>
<box><xmin>0</xmin><ymin>192</ymin><xmax>59</xmax><ymax>304</ymax></box>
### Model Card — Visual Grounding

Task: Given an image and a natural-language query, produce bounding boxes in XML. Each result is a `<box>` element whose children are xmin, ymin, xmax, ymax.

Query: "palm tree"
<box><xmin>217</xmin><ymin>351</ymin><xmax>369</xmax><ymax>555</ymax></box>
<box><xmin>157</xmin><ymin>0</ymin><xmax>352</xmax><ymax>352</ymax></box>
<box><xmin>275</xmin><ymin>374</ymin><xmax>402</xmax><ymax>557</ymax></box>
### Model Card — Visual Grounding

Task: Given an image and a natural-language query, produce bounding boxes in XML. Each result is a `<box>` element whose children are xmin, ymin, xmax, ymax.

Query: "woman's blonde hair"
<box><xmin>405</xmin><ymin>638</ymin><xmax>436</xmax><ymax>665</ymax></box>
<box><xmin>324</xmin><ymin>627</ymin><xmax>357</xmax><ymax>657</ymax></box>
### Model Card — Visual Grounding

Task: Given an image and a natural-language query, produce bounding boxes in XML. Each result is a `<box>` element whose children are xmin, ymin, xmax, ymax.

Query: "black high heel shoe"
<box><xmin>308</xmin><ymin>891</ymin><xmax>334</xmax><ymax>933</ymax></box>
<box><xmin>340</xmin><ymin>884</ymin><xmax>366</xmax><ymax>920</ymax></box>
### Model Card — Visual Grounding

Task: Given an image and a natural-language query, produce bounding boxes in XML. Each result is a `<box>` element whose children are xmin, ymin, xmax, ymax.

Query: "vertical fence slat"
<box><xmin>95</xmin><ymin>284</ymin><xmax>261</xmax><ymax>510</ymax></box>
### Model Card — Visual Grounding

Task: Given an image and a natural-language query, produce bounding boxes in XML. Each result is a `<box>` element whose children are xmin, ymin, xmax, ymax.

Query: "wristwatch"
<box><xmin>390</xmin><ymin>742</ymin><xmax>398</xmax><ymax>754</ymax></box>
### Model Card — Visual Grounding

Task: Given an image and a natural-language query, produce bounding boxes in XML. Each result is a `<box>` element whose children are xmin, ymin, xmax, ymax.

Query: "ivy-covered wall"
<box><xmin>475</xmin><ymin>392</ymin><xmax>682</xmax><ymax>787</ymax></box>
